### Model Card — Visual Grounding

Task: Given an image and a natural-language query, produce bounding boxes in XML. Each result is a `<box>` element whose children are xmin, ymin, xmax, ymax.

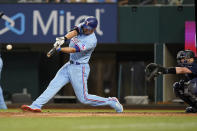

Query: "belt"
<box><xmin>70</xmin><ymin>60</ymin><xmax>81</xmax><ymax>65</ymax></box>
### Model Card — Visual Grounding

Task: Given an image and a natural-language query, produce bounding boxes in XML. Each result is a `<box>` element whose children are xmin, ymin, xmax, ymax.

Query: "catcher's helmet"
<box><xmin>177</xmin><ymin>50</ymin><xmax>195</xmax><ymax>60</ymax></box>
<box><xmin>177</xmin><ymin>50</ymin><xmax>195</xmax><ymax>65</ymax></box>
<box><xmin>82</xmin><ymin>16</ymin><xmax>98</xmax><ymax>30</ymax></box>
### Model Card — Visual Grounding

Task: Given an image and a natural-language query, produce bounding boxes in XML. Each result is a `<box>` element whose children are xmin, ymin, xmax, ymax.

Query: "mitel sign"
<box><xmin>0</xmin><ymin>4</ymin><xmax>117</xmax><ymax>43</ymax></box>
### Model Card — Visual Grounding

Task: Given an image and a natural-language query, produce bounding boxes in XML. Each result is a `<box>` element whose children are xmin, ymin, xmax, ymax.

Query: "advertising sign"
<box><xmin>0</xmin><ymin>4</ymin><xmax>117</xmax><ymax>43</ymax></box>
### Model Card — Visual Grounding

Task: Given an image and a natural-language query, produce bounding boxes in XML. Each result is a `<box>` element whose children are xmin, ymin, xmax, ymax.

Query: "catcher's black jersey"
<box><xmin>184</xmin><ymin>61</ymin><xmax>197</xmax><ymax>96</ymax></box>
<box><xmin>185</xmin><ymin>61</ymin><xmax>197</xmax><ymax>81</ymax></box>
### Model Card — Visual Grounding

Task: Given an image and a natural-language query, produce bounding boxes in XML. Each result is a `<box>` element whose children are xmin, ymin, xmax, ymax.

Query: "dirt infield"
<box><xmin>0</xmin><ymin>112</ymin><xmax>197</xmax><ymax>117</ymax></box>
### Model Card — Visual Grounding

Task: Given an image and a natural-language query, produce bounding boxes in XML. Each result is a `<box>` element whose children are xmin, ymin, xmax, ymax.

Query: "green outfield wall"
<box><xmin>119</xmin><ymin>5</ymin><xmax>195</xmax><ymax>43</ymax></box>
<box><xmin>119</xmin><ymin>5</ymin><xmax>195</xmax><ymax>102</ymax></box>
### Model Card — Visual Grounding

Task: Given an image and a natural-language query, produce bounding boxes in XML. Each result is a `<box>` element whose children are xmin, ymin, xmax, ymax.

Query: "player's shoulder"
<box><xmin>90</xmin><ymin>33</ymin><xmax>97</xmax><ymax>45</ymax></box>
<box><xmin>84</xmin><ymin>34</ymin><xmax>97</xmax><ymax>47</ymax></box>
<box><xmin>90</xmin><ymin>33</ymin><xmax>97</xmax><ymax>41</ymax></box>
<box><xmin>84</xmin><ymin>33</ymin><xmax>97</xmax><ymax>42</ymax></box>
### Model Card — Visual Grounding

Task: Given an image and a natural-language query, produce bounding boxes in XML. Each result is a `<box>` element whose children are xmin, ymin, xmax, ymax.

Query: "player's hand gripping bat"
<box><xmin>47</xmin><ymin>37</ymin><xmax>65</xmax><ymax>58</ymax></box>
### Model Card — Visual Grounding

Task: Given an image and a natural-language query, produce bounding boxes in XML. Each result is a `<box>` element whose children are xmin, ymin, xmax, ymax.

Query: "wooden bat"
<box><xmin>47</xmin><ymin>41</ymin><xmax>59</xmax><ymax>58</ymax></box>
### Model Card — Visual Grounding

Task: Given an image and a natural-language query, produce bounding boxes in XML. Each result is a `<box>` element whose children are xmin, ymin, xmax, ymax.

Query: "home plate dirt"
<box><xmin>0</xmin><ymin>112</ymin><xmax>197</xmax><ymax>117</ymax></box>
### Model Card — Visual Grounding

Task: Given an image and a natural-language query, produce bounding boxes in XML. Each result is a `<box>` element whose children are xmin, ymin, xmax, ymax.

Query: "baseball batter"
<box><xmin>0</xmin><ymin>53</ymin><xmax>7</xmax><ymax>109</ymax></box>
<box><xmin>21</xmin><ymin>16</ymin><xmax>123</xmax><ymax>113</ymax></box>
<box><xmin>0</xmin><ymin>12</ymin><xmax>8</xmax><ymax>109</ymax></box>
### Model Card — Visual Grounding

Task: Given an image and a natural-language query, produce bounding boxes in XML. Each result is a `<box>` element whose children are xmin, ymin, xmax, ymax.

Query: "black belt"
<box><xmin>70</xmin><ymin>61</ymin><xmax>81</xmax><ymax>65</ymax></box>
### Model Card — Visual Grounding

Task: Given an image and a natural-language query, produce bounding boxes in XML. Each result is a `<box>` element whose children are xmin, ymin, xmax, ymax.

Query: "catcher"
<box><xmin>146</xmin><ymin>50</ymin><xmax>197</xmax><ymax>113</ymax></box>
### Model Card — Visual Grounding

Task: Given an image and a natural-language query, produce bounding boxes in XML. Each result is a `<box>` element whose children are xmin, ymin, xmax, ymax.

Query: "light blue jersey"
<box><xmin>69</xmin><ymin>32</ymin><xmax>97</xmax><ymax>64</ymax></box>
<box><xmin>0</xmin><ymin>56</ymin><xmax>7</xmax><ymax>109</ymax></box>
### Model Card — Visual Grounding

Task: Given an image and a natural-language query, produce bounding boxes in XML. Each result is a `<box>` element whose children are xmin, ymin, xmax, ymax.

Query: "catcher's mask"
<box><xmin>177</xmin><ymin>50</ymin><xmax>195</xmax><ymax>65</ymax></box>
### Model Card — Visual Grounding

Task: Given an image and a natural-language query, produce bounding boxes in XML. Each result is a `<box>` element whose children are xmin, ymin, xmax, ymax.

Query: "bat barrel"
<box><xmin>47</xmin><ymin>48</ymin><xmax>56</xmax><ymax>57</ymax></box>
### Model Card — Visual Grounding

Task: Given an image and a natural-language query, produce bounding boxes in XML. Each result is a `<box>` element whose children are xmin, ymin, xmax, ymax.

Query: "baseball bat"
<box><xmin>47</xmin><ymin>41</ymin><xmax>61</xmax><ymax>57</ymax></box>
<box><xmin>47</xmin><ymin>47</ymin><xmax>56</xmax><ymax>58</ymax></box>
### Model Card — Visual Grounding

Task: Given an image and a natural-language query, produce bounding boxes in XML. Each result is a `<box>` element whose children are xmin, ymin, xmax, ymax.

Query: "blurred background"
<box><xmin>0</xmin><ymin>0</ymin><xmax>195</xmax><ymax>107</ymax></box>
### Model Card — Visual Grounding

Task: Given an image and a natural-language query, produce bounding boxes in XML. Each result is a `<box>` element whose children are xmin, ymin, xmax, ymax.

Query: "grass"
<box><xmin>0</xmin><ymin>109</ymin><xmax>197</xmax><ymax>131</ymax></box>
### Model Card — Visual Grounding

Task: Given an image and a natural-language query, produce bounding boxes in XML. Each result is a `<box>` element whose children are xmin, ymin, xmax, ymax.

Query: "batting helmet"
<box><xmin>82</xmin><ymin>16</ymin><xmax>98</xmax><ymax>30</ymax></box>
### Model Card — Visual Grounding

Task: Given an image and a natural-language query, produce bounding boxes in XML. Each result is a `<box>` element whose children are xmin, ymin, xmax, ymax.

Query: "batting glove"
<box><xmin>54</xmin><ymin>37</ymin><xmax>65</xmax><ymax>47</ymax></box>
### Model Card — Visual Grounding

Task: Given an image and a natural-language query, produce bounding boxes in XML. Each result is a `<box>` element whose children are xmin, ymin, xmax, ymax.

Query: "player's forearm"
<box><xmin>175</xmin><ymin>67</ymin><xmax>192</xmax><ymax>74</ymax></box>
<box><xmin>58</xmin><ymin>47</ymin><xmax>76</xmax><ymax>53</ymax></box>
<box><xmin>65</xmin><ymin>30</ymin><xmax>78</xmax><ymax>39</ymax></box>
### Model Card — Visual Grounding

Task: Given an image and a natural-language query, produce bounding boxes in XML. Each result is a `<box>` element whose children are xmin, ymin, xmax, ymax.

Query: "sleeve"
<box><xmin>186</xmin><ymin>63</ymin><xmax>197</xmax><ymax>75</ymax></box>
<box><xmin>74</xmin><ymin>40</ymin><xmax>96</xmax><ymax>52</ymax></box>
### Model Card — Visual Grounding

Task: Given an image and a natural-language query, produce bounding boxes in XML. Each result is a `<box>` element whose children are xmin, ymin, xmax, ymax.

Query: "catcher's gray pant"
<box><xmin>173</xmin><ymin>80</ymin><xmax>197</xmax><ymax>108</ymax></box>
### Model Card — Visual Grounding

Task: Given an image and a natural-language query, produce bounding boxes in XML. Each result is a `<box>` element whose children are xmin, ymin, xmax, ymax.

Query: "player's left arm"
<box><xmin>54</xmin><ymin>29</ymin><xmax>79</xmax><ymax>54</ymax></box>
<box><xmin>58</xmin><ymin>41</ymin><xmax>95</xmax><ymax>54</ymax></box>
<box><xmin>47</xmin><ymin>29</ymin><xmax>79</xmax><ymax>57</ymax></box>
<box><xmin>55</xmin><ymin>26</ymin><xmax>95</xmax><ymax>54</ymax></box>
<box><xmin>176</xmin><ymin>63</ymin><xmax>197</xmax><ymax>74</ymax></box>
<box><xmin>64</xmin><ymin>30</ymin><xmax>78</xmax><ymax>40</ymax></box>
<box><xmin>175</xmin><ymin>67</ymin><xmax>192</xmax><ymax>74</ymax></box>
<box><xmin>145</xmin><ymin>63</ymin><xmax>195</xmax><ymax>80</ymax></box>
<box><xmin>62</xmin><ymin>37</ymin><xmax>96</xmax><ymax>53</ymax></box>
<box><xmin>55</xmin><ymin>29</ymin><xmax>78</xmax><ymax>46</ymax></box>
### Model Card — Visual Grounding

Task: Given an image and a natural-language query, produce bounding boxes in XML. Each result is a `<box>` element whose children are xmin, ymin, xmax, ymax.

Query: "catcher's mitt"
<box><xmin>145</xmin><ymin>63</ymin><xmax>165</xmax><ymax>81</ymax></box>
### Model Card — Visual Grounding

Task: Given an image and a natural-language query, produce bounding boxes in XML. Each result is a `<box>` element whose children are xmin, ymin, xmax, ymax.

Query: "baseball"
<box><xmin>6</xmin><ymin>44</ymin><xmax>12</xmax><ymax>50</ymax></box>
